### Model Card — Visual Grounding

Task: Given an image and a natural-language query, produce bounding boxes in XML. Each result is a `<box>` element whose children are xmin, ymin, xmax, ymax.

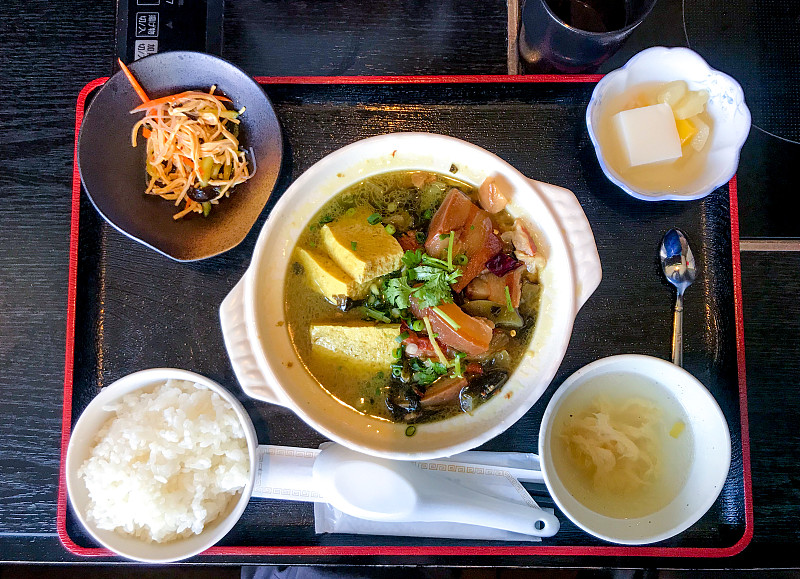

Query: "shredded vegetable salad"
<box><xmin>120</xmin><ymin>59</ymin><xmax>253</xmax><ymax>220</ymax></box>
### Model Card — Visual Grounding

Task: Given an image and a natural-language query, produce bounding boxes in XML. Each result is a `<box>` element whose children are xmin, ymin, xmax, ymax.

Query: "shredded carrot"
<box><xmin>117</xmin><ymin>58</ymin><xmax>149</xmax><ymax>104</ymax></box>
<box><xmin>131</xmin><ymin>91</ymin><xmax>232</xmax><ymax>113</ymax></box>
<box><xmin>131</xmin><ymin>89</ymin><xmax>250</xmax><ymax>220</ymax></box>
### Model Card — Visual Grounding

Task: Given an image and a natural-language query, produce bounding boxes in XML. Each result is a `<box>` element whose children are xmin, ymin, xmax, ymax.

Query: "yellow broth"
<box><xmin>284</xmin><ymin>170</ymin><xmax>541</xmax><ymax>423</ymax></box>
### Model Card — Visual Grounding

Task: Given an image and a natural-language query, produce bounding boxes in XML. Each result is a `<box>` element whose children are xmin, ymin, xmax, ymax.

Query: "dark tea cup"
<box><xmin>519</xmin><ymin>0</ymin><xmax>658</xmax><ymax>73</ymax></box>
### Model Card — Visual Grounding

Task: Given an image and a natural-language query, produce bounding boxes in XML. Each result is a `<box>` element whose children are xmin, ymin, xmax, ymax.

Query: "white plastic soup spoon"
<box><xmin>312</xmin><ymin>444</ymin><xmax>560</xmax><ymax>537</ymax></box>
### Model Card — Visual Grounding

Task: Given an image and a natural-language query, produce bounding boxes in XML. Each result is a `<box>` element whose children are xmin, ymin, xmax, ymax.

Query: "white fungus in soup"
<box><xmin>78</xmin><ymin>379</ymin><xmax>250</xmax><ymax>543</ymax></box>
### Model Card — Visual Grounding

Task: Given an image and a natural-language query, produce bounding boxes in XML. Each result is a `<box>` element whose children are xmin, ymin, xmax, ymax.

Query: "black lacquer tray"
<box><xmin>58</xmin><ymin>77</ymin><xmax>752</xmax><ymax>565</ymax></box>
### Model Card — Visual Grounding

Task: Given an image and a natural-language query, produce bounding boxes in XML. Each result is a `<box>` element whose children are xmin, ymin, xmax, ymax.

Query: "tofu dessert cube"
<box><xmin>321</xmin><ymin>208</ymin><xmax>404</xmax><ymax>283</ymax></box>
<box><xmin>310</xmin><ymin>322</ymin><xmax>401</xmax><ymax>366</ymax></box>
<box><xmin>613</xmin><ymin>103</ymin><xmax>682</xmax><ymax>168</ymax></box>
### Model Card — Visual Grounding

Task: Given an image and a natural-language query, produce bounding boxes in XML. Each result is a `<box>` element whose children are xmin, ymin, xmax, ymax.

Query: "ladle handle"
<box><xmin>672</xmin><ymin>291</ymin><xmax>684</xmax><ymax>367</ymax></box>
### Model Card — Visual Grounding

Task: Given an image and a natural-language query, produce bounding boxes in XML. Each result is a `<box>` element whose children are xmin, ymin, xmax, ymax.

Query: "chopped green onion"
<box><xmin>392</xmin><ymin>347</ymin><xmax>403</xmax><ymax>360</ymax></box>
<box><xmin>453</xmin><ymin>355</ymin><xmax>462</xmax><ymax>378</ymax></box>
<box><xmin>423</xmin><ymin>209</ymin><xmax>434</xmax><ymax>220</ymax></box>
<box><xmin>432</xmin><ymin>306</ymin><xmax>461</xmax><ymax>331</ymax></box>
<box><xmin>392</xmin><ymin>365</ymin><xmax>403</xmax><ymax>378</ymax></box>
<box><xmin>505</xmin><ymin>285</ymin><xmax>514</xmax><ymax>313</ymax></box>
<box><xmin>385</xmin><ymin>224</ymin><xmax>396</xmax><ymax>235</ymax></box>
<box><xmin>396</xmin><ymin>331</ymin><xmax>410</xmax><ymax>342</ymax></box>
<box><xmin>405</xmin><ymin>425</ymin><xmax>417</xmax><ymax>437</ymax></box>
<box><xmin>411</xmin><ymin>320</ymin><xmax>424</xmax><ymax>332</ymax></box>
<box><xmin>446</xmin><ymin>231</ymin><xmax>455</xmax><ymax>270</ymax></box>
<box><xmin>309</xmin><ymin>224</ymin><xmax>317</xmax><ymax>232</ymax></box>
<box><xmin>453</xmin><ymin>253</ymin><xmax>468</xmax><ymax>266</ymax></box>
<box><xmin>439</xmin><ymin>233</ymin><xmax>449</xmax><ymax>240</ymax></box>
<box><xmin>415</xmin><ymin>231</ymin><xmax>427</xmax><ymax>244</ymax></box>
<box><xmin>376</xmin><ymin>371</ymin><xmax>385</xmax><ymax>379</ymax></box>
<box><xmin>367</xmin><ymin>213</ymin><xmax>382</xmax><ymax>225</ymax></box>
<box><xmin>362</xmin><ymin>306</ymin><xmax>391</xmax><ymax>323</ymax></box>
<box><xmin>470</xmin><ymin>225</ymin><xmax>475</xmax><ymax>230</ymax></box>
<box><xmin>351</xmin><ymin>241</ymin><xmax>358</xmax><ymax>251</ymax></box>
<box><xmin>319</xmin><ymin>215</ymin><xmax>334</xmax><ymax>226</ymax></box>
<box><xmin>345</xmin><ymin>207</ymin><xmax>356</xmax><ymax>217</ymax></box>
<box><xmin>309</xmin><ymin>240</ymin><xmax>317</xmax><ymax>248</ymax></box>
<box><xmin>201</xmin><ymin>202</ymin><xmax>212</xmax><ymax>217</ymax></box>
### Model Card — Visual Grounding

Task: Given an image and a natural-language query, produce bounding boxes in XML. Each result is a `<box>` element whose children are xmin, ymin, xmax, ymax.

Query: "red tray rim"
<box><xmin>58</xmin><ymin>74</ymin><xmax>753</xmax><ymax>560</ymax></box>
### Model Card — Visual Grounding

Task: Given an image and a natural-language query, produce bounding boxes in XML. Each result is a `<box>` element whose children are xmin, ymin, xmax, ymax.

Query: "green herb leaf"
<box><xmin>384</xmin><ymin>277</ymin><xmax>415</xmax><ymax>309</ymax></box>
<box><xmin>408</xmin><ymin>358</ymin><xmax>449</xmax><ymax>385</ymax></box>
<box><xmin>401</xmin><ymin>249</ymin><xmax>423</xmax><ymax>268</ymax></box>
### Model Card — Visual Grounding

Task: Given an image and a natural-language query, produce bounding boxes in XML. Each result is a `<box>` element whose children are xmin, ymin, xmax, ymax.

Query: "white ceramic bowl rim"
<box><xmin>586</xmin><ymin>46</ymin><xmax>752</xmax><ymax>201</ymax></box>
<box><xmin>538</xmin><ymin>354</ymin><xmax>732</xmax><ymax>544</ymax></box>
<box><xmin>65</xmin><ymin>368</ymin><xmax>258</xmax><ymax>562</ymax></box>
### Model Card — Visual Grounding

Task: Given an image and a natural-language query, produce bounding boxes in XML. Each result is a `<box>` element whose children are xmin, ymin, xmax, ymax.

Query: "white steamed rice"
<box><xmin>78</xmin><ymin>379</ymin><xmax>250</xmax><ymax>543</ymax></box>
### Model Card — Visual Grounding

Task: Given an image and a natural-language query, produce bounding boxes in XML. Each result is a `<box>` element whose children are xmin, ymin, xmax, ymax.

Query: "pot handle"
<box><xmin>527</xmin><ymin>179</ymin><xmax>602</xmax><ymax>311</ymax></box>
<box><xmin>219</xmin><ymin>271</ymin><xmax>288</xmax><ymax>406</ymax></box>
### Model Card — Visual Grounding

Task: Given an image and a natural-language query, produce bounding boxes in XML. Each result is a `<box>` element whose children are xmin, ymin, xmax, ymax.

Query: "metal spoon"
<box><xmin>660</xmin><ymin>229</ymin><xmax>697</xmax><ymax>367</ymax></box>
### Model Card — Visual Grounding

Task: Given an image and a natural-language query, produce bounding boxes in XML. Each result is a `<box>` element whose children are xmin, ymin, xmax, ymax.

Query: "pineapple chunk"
<box><xmin>675</xmin><ymin>118</ymin><xmax>698</xmax><ymax>146</ymax></box>
<box><xmin>657</xmin><ymin>81</ymin><xmax>689</xmax><ymax>108</ymax></box>
<box><xmin>688</xmin><ymin>116</ymin><xmax>710</xmax><ymax>152</ymax></box>
<box><xmin>672</xmin><ymin>90</ymin><xmax>710</xmax><ymax>120</ymax></box>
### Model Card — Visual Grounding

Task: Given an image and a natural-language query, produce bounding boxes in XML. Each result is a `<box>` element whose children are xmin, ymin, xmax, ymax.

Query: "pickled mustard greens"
<box><xmin>284</xmin><ymin>170</ymin><xmax>546</xmax><ymax>425</ymax></box>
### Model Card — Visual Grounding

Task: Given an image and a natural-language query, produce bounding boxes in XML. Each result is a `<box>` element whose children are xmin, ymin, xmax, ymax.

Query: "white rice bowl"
<box><xmin>77</xmin><ymin>378</ymin><xmax>250</xmax><ymax>543</ymax></box>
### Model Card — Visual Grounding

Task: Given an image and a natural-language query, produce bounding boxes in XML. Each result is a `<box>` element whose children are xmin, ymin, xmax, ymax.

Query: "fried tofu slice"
<box><xmin>310</xmin><ymin>322</ymin><xmax>401</xmax><ymax>366</ymax></box>
<box><xmin>321</xmin><ymin>208</ymin><xmax>404</xmax><ymax>284</ymax></box>
<box><xmin>295</xmin><ymin>247</ymin><xmax>371</xmax><ymax>301</ymax></box>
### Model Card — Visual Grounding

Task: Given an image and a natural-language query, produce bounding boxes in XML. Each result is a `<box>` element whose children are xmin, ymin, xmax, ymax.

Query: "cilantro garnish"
<box><xmin>409</xmin><ymin>357</ymin><xmax>449</xmax><ymax>385</ymax></box>
<box><xmin>383</xmin><ymin>251</ymin><xmax>461</xmax><ymax>311</ymax></box>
